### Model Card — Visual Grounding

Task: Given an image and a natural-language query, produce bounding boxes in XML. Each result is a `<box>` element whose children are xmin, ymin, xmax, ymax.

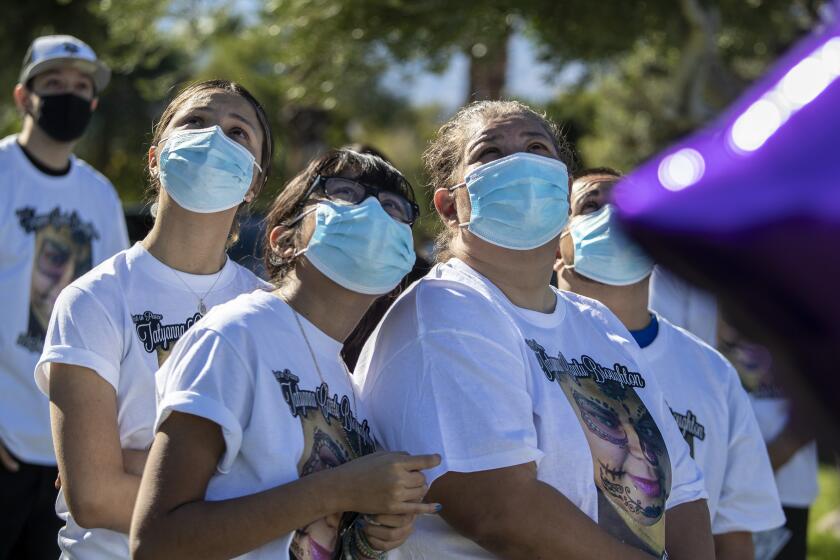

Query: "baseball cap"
<box><xmin>19</xmin><ymin>35</ymin><xmax>111</xmax><ymax>93</ymax></box>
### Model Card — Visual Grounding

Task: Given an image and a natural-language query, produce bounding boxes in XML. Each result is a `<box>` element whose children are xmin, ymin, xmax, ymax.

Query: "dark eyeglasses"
<box><xmin>303</xmin><ymin>175</ymin><xmax>420</xmax><ymax>226</ymax></box>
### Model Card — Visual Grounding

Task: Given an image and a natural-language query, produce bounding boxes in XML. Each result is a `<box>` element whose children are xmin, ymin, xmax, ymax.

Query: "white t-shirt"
<box><xmin>354</xmin><ymin>259</ymin><xmax>706</xmax><ymax>559</ymax></box>
<box><xmin>155</xmin><ymin>289</ymin><xmax>378</xmax><ymax>560</ymax></box>
<box><xmin>35</xmin><ymin>242</ymin><xmax>269</xmax><ymax>560</ymax></box>
<box><xmin>0</xmin><ymin>134</ymin><xmax>128</xmax><ymax>465</ymax></box>
<box><xmin>649</xmin><ymin>267</ymin><xmax>819</xmax><ymax>508</ymax></box>
<box><xmin>641</xmin><ymin>315</ymin><xmax>785</xmax><ymax>534</ymax></box>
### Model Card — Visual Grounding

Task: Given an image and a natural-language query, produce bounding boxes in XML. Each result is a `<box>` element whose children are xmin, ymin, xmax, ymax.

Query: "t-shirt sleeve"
<box><xmin>359</xmin><ymin>284</ymin><xmax>543</xmax><ymax>484</ymax></box>
<box><xmin>629</xmin><ymin>342</ymin><xmax>708</xmax><ymax>510</ymax></box>
<box><xmin>660</xmin><ymin>389</ymin><xmax>708</xmax><ymax>510</ymax></box>
<box><xmin>712</xmin><ymin>368</ymin><xmax>785</xmax><ymax>534</ymax></box>
<box><xmin>595</xmin><ymin>307</ymin><xmax>707</xmax><ymax>511</ymax></box>
<box><xmin>155</xmin><ymin>326</ymin><xmax>255</xmax><ymax>473</ymax></box>
<box><xmin>35</xmin><ymin>285</ymin><xmax>123</xmax><ymax>394</ymax></box>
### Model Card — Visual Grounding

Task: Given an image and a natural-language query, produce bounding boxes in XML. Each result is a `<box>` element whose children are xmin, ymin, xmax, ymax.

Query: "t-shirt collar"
<box><xmin>127</xmin><ymin>242</ymin><xmax>238</xmax><ymax>293</ymax></box>
<box><xmin>446</xmin><ymin>257</ymin><xmax>566</xmax><ymax>328</ymax></box>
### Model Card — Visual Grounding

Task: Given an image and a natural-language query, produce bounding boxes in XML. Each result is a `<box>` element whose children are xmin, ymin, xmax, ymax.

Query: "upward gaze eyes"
<box><xmin>475</xmin><ymin>142</ymin><xmax>551</xmax><ymax>162</ymax></box>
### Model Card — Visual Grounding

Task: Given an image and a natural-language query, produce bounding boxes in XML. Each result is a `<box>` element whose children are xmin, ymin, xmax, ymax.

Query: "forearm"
<box><xmin>664</xmin><ymin>500</ymin><xmax>714</xmax><ymax>560</ymax></box>
<box><xmin>767</xmin><ymin>426</ymin><xmax>807</xmax><ymax>471</ymax></box>
<box><xmin>64</xmin><ymin>469</ymin><xmax>141</xmax><ymax>533</ymax></box>
<box><xmin>439</xmin><ymin>477</ymin><xmax>654</xmax><ymax>560</ymax></box>
<box><xmin>714</xmin><ymin>531</ymin><xmax>754</xmax><ymax>560</ymax></box>
<box><xmin>131</xmin><ymin>467</ymin><xmax>345</xmax><ymax>560</ymax></box>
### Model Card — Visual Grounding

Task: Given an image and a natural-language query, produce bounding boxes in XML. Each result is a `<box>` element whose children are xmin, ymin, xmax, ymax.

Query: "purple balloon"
<box><xmin>613</xmin><ymin>19</ymin><xmax>840</xmax><ymax>448</ymax></box>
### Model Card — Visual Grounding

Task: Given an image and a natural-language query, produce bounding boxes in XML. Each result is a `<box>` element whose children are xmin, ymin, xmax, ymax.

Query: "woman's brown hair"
<box><xmin>423</xmin><ymin>100</ymin><xmax>575</xmax><ymax>261</ymax></box>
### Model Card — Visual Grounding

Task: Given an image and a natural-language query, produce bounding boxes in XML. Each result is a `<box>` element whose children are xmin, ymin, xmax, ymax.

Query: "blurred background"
<box><xmin>2</xmin><ymin>1</ymin><xmax>838</xmax><ymax>557</ymax></box>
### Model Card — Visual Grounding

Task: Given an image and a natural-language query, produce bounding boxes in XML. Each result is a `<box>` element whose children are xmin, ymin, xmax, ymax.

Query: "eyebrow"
<box><xmin>520</xmin><ymin>130</ymin><xmax>552</xmax><ymax>140</ymax></box>
<box><xmin>183</xmin><ymin>106</ymin><xmax>258</xmax><ymax>134</ymax></box>
<box><xmin>229</xmin><ymin>112</ymin><xmax>259</xmax><ymax>133</ymax></box>
<box><xmin>467</xmin><ymin>133</ymin><xmax>500</xmax><ymax>152</ymax></box>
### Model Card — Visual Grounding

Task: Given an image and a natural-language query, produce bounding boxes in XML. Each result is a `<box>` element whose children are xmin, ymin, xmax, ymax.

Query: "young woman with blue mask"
<box><xmin>130</xmin><ymin>149</ymin><xmax>441</xmax><ymax>560</ymax></box>
<box><xmin>353</xmin><ymin>100</ymin><xmax>715</xmax><ymax>559</ymax></box>
<box><xmin>34</xmin><ymin>80</ymin><xmax>275</xmax><ymax>559</ymax></box>
<box><xmin>556</xmin><ymin>169</ymin><xmax>785</xmax><ymax>560</ymax></box>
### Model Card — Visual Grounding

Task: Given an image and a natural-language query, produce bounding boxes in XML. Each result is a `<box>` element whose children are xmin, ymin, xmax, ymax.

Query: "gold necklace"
<box><xmin>169</xmin><ymin>262</ymin><xmax>226</xmax><ymax>315</ymax></box>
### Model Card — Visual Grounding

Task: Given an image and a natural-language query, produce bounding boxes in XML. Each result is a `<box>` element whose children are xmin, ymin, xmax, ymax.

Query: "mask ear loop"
<box><xmin>275</xmin><ymin>205</ymin><xmax>320</xmax><ymax>262</ymax></box>
<box><xmin>558</xmin><ymin>228</ymin><xmax>576</xmax><ymax>271</ymax></box>
<box><xmin>436</xmin><ymin>182</ymin><xmax>471</xmax><ymax>228</ymax></box>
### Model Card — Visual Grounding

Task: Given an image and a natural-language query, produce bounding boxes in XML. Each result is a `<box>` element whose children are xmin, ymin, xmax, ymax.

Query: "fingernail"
<box><xmin>434</xmin><ymin>503</ymin><xmax>443</xmax><ymax>513</ymax></box>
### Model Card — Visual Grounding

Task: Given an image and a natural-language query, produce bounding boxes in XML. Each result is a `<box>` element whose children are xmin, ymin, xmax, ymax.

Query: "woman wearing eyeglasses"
<box><xmin>130</xmin><ymin>149</ymin><xmax>440</xmax><ymax>560</ymax></box>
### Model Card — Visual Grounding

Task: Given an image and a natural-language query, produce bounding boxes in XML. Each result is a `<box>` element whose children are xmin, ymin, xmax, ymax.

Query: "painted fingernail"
<box><xmin>434</xmin><ymin>503</ymin><xmax>443</xmax><ymax>513</ymax></box>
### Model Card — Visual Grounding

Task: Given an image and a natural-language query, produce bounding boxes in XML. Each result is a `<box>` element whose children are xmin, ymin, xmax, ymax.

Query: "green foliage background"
<box><xmin>2</xmin><ymin>1</ymin><xmax>839</xmax><ymax>556</ymax></box>
<box><xmin>0</xmin><ymin>0</ymin><xmax>830</xmax><ymax>245</ymax></box>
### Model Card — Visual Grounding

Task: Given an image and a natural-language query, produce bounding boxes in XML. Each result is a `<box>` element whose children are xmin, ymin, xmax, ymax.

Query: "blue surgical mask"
<box><xmin>565</xmin><ymin>204</ymin><xmax>654</xmax><ymax>286</ymax></box>
<box><xmin>451</xmin><ymin>152</ymin><xmax>569</xmax><ymax>250</ymax></box>
<box><xmin>158</xmin><ymin>125</ymin><xmax>261</xmax><ymax>213</ymax></box>
<box><xmin>298</xmin><ymin>197</ymin><xmax>416</xmax><ymax>295</ymax></box>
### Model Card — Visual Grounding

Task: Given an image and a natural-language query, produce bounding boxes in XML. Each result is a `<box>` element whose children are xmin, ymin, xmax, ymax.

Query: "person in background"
<box><xmin>130</xmin><ymin>149</ymin><xmax>439</xmax><ymax>559</ymax></box>
<box><xmin>354</xmin><ymin>100</ymin><xmax>713</xmax><ymax>560</ymax></box>
<box><xmin>555</xmin><ymin>168</ymin><xmax>786</xmax><ymax>560</ymax></box>
<box><xmin>34</xmin><ymin>79</ymin><xmax>272</xmax><ymax>559</ymax></box>
<box><xmin>0</xmin><ymin>34</ymin><xmax>128</xmax><ymax>560</ymax></box>
<box><xmin>650</xmin><ymin>267</ymin><xmax>818</xmax><ymax>560</ymax></box>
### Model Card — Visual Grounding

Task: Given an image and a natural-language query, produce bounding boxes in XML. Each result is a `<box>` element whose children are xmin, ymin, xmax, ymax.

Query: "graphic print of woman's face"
<box><xmin>291</xmin><ymin>411</ymin><xmax>353</xmax><ymax>560</ymax></box>
<box><xmin>564</xmin><ymin>375</ymin><xmax>671</xmax><ymax>527</ymax></box>
<box><xmin>31</xmin><ymin>225</ymin><xmax>91</xmax><ymax>331</ymax></box>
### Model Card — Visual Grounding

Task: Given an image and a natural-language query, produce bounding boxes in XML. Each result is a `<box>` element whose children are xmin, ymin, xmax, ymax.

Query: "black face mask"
<box><xmin>31</xmin><ymin>93</ymin><xmax>93</xmax><ymax>142</ymax></box>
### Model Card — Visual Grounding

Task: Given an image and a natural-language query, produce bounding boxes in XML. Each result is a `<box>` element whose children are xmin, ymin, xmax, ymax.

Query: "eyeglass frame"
<box><xmin>293</xmin><ymin>174</ymin><xmax>420</xmax><ymax>226</ymax></box>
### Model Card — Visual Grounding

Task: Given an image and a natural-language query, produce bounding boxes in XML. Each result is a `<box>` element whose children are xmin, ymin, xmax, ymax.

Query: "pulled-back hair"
<box><xmin>423</xmin><ymin>100</ymin><xmax>575</xmax><ymax>260</ymax></box>
<box><xmin>263</xmin><ymin>148</ymin><xmax>416</xmax><ymax>285</ymax></box>
<box><xmin>146</xmin><ymin>79</ymin><xmax>274</xmax><ymax>245</ymax></box>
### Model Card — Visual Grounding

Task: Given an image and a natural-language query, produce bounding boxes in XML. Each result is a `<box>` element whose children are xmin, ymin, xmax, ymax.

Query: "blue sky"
<box><xmin>383</xmin><ymin>32</ymin><xmax>582</xmax><ymax>112</ymax></box>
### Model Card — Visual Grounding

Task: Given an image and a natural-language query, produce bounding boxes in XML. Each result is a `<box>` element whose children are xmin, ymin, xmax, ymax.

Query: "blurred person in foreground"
<box><xmin>0</xmin><ymin>34</ymin><xmax>127</xmax><ymax>559</ymax></box>
<box><xmin>556</xmin><ymin>168</ymin><xmax>786</xmax><ymax>560</ymax></box>
<box><xmin>353</xmin><ymin>100</ymin><xmax>713</xmax><ymax>559</ymax></box>
<box><xmin>650</xmin><ymin>268</ymin><xmax>818</xmax><ymax>560</ymax></box>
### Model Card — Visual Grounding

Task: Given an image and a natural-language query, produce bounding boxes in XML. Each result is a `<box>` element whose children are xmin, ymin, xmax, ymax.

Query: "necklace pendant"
<box><xmin>198</xmin><ymin>300</ymin><xmax>207</xmax><ymax>315</ymax></box>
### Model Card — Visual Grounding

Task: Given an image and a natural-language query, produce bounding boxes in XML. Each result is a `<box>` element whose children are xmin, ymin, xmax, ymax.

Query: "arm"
<box><xmin>49</xmin><ymin>363</ymin><xmax>143</xmax><ymax>533</ymax></box>
<box><xmin>767</xmin><ymin>422</ymin><xmax>811</xmax><ymax>471</ymax></box>
<box><xmin>665</xmin><ymin>500</ymin><xmax>715</xmax><ymax>560</ymax></box>
<box><xmin>0</xmin><ymin>441</ymin><xmax>19</xmax><ymax>472</ymax></box>
<box><xmin>130</xmin><ymin>411</ymin><xmax>439</xmax><ymax>560</ymax></box>
<box><xmin>426</xmin><ymin>463</ymin><xmax>656</xmax><ymax>560</ymax></box>
<box><xmin>714</xmin><ymin>531</ymin><xmax>754</xmax><ymax>560</ymax></box>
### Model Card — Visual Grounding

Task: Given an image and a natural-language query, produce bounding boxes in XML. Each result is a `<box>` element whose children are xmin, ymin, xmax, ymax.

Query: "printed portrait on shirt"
<box><xmin>717</xmin><ymin>316</ymin><xmax>783</xmax><ymax>399</ymax></box>
<box><xmin>16</xmin><ymin>207</ymin><xmax>97</xmax><ymax>352</ymax></box>
<box><xmin>526</xmin><ymin>339</ymin><xmax>671</xmax><ymax>557</ymax></box>
<box><xmin>274</xmin><ymin>369</ymin><xmax>377</xmax><ymax>560</ymax></box>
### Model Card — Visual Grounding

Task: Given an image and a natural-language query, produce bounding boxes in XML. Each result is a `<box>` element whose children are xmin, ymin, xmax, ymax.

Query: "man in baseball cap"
<box><xmin>0</xmin><ymin>35</ymin><xmax>128</xmax><ymax>559</ymax></box>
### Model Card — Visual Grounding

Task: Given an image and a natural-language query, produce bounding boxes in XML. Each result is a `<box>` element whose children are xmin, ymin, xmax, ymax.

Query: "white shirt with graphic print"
<box><xmin>34</xmin><ymin>242</ymin><xmax>269</xmax><ymax>560</ymax></box>
<box><xmin>640</xmin><ymin>315</ymin><xmax>785</xmax><ymax>535</ymax></box>
<box><xmin>649</xmin><ymin>267</ymin><xmax>819</xmax><ymax>509</ymax></box>
<box><xmin>354</xmin><ymin>259</ymin><xmax>707</xmax><ymax>559</ymax></box>
<box><xmin>0</xmin><ymin>134</ymin><xmax>128</xmax><ymax>466</ymax></box>
<box><xmin>154</xmin><ymin>289</ymin><xmax>378</xmax><ymax>560</ymax></box>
